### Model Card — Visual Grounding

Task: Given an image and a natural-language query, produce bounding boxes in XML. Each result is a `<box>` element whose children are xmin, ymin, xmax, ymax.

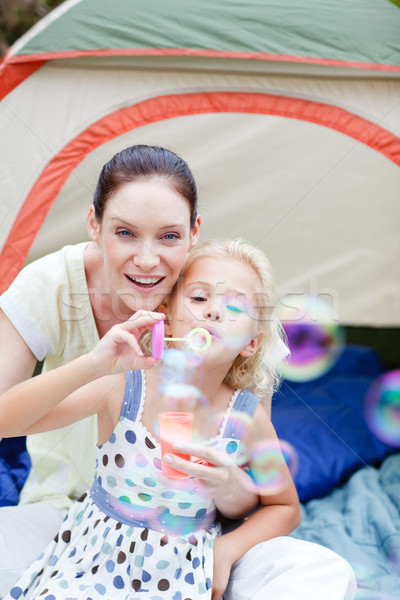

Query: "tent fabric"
<box><xmin>1</xmin><ymin>90</ymin><xmax>400</xmax><ymax>293</ymax></box>
<box><xmin>0</xmin><ymin>0</ymin><xmax>399</xmax><ymax>328</ymax></box>
<box><xmin>7</xmin><ymin>0</ymin><xmax>400</xmax><ymax>72</ymax></box>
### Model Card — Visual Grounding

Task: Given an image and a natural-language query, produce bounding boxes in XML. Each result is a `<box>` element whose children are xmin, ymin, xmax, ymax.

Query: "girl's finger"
<box><xmin>173</xmin><ymin>443</ymin><xmax>232</xmax><ymax>467</ymax></box>
<box><xmin>163</xmin><ymin>454</ymin><xmax>225</xmax><ymax>483</ymax></box>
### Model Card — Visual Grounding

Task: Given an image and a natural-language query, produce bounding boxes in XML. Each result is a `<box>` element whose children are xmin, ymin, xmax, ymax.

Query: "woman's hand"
<box><xmin>87</xmin><ymin>310</ymin><xmax>164</xmax><ymax>377</ymax></box>
<box><xmin>163</xmin><ymin>443</ymin><xmax>259</xmax><ymax>518</ymax></box>
<box><xmin>211</xmin><ymin>535</ymin><xmax>237</xmax><ymax>600</ymax></box>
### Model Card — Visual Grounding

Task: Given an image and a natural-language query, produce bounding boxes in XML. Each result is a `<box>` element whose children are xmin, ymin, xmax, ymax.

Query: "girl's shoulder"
<box><xmin>232</xmin><ymin>388</ymin><xmax>261</xmax><ymax>418</ymax></box>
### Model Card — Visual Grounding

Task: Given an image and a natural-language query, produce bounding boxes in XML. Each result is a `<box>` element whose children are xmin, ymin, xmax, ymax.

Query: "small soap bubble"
<box><xmin>212</xmin><ymin>410</ymin><xmax>256</xmax><ymax>466</ymax></box>
<box><xmin>158</xmin><ymin>348</ymin><xmax>192</xmax><ymax>389</ymax></box>
<box><xmin>364</xmin><ymin>369</ymin><xmax>400</xmax><ymax>447</ymax></box>
<box><xmin>351</xmin><ymin>560</ymin><xmax>375</xmax><ymax>588</ymax></box>
<box><xmin>245</xmin><ymin>439</ymin><xmax>298</xmax><ymax>495</ymax></box>
<box><xmin>355</xmin><ymin>591</ymin><xmax>400</xmax><ymax>600</ymax></box>
<box><xmin>277</xmin><ymin>294</ymin><xmax>345</xmax><ymax>382</ymax></box>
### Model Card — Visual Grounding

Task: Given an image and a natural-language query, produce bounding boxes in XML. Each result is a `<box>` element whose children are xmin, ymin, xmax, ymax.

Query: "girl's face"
<box><xmin>168</xmin><ymin>256</ymin><xmax>262</xmax><ymax>366</ymax></box>
<box><xmin>87</xmin><ymin>179</ymin><xmax>200</xmax><ymax>315</ymax></box>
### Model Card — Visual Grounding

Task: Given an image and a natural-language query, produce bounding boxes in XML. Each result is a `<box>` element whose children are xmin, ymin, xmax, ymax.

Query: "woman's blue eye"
<box><xmin>164</xmin><ymin>233</ymin><xmax>178</xmax><ymax>240</ymax></box>
<box><xmin>226</xmin><ymin>304</ymin><xmax>245</xmax><ymax>314</ymax></box>
<box><xmin>191</xmin><ymin>296</ymin><xmax>207</xmax><ymax>302</ymax></box>
<box><xmin>118</xmin><ymin>230</ymin><xmax>132</xmax><ymax>237</ymax></box>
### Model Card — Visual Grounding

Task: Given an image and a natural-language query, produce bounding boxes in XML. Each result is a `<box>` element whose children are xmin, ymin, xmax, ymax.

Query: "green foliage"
<box><xmin>0</xmin><ymin>0</ymin><xmax>64</xmax><ymax>57</ymax></box>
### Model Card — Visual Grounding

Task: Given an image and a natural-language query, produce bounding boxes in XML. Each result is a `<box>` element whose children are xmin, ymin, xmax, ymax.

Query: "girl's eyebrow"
<box><xmin>186</xmin><ymin>280</ymin><xmax>249</xmax><ymax>298</ymax></box>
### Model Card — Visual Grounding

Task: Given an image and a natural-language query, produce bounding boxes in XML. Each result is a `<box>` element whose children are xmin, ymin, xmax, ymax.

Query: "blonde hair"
<box><xmin>174</xmin><ymin>238</ymin><xmax>285</xmax><ymax>400</ymax></box>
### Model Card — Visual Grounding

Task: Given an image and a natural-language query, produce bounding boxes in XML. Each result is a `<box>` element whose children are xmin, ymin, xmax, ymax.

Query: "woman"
<box><xmin>0</xmin><ymin>145</ymin><xmax>356</xmax><ymax>599</ymax></box>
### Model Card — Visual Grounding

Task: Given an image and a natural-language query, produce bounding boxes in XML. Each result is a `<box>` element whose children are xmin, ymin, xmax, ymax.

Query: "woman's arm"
<box><xmin>0</xmin><ymin>311</ymin><xmax>163</xmax><ymax>437</ymax></box>
<box><xmin>0</xmin><ymin>311</ymin><xmax>37</xmax><ymax>395</ymax></box>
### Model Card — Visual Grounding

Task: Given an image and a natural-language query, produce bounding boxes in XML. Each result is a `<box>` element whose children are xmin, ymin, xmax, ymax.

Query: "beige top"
<box><xmin>0</xmin><ymin>243</ymin><xmax>99</xmax><ymax>509</ymax></box>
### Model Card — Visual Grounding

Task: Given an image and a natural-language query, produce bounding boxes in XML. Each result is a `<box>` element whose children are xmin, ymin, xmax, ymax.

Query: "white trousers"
<box><xmin>224</xmin><ymin>537</ymin><xmax>357</xmax><ymax>600</ymax></box>
<box><xmin>0</xmin><ymin>502</ymin><xmax>357</xmax><ymax>599</ymax></box>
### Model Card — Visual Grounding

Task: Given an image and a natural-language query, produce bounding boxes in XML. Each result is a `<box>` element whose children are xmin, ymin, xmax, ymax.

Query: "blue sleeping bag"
<box><xmin>272</xmin><ymin>344</ymin><xmax>398</xmax><ymax>502</ymax></box>
<box><xmin>0</xmin><ymin>436</ymin><xmax>31</xmax><ymax>506</ymax></box>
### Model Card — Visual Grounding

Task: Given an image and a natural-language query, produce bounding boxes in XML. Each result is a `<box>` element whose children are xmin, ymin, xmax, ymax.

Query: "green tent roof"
<box><xmin>9</xmin><ymin>0</ymin><xmax>400</xmax><ymax>71</ymax></box>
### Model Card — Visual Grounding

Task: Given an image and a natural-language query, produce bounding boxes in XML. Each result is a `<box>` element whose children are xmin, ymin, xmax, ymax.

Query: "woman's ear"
<box><xmin>86</xmin><ymin>205</ymin><xmax>100</xmax><ymax>242</ymax></box>
<box><xmin>189</xmin><ymin>214</ymin><xmax>201</xmax><ymax>250</ymax></box>
<box><xmin>240</xmin><ymin>332</ymin><xmax>263</xmax><ymax>358</ymax></box>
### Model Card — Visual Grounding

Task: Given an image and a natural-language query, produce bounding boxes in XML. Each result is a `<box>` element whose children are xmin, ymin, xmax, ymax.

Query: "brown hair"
<box><xmin>93</xmin><ymin>145</ymin><xmax>198</xmax><ymax>227</ymax></box>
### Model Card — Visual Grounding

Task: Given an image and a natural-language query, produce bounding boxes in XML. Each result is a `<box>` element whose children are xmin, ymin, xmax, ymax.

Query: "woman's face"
<box><xmin>88</xmin><ymin>179</ymin><xmax>200</xmax><ymax>316</ymax></box>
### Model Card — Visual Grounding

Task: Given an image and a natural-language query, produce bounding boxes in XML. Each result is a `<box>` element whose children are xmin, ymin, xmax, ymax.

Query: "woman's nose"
<box><xmin>133</xmin><ymin>242</ymin><xmax>160</xmax><ymax>270</ymax></box>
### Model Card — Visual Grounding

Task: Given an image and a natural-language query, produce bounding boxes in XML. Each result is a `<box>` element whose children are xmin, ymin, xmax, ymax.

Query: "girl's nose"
<box><xmin>204</xmin><ymin>303</ymin><xmax>222</xmax><ymax>322</ymax></box>
<box><xmin>133</xmin><ymin>242</ymin><xmax>160</xmax><ymax>270</ymax></box>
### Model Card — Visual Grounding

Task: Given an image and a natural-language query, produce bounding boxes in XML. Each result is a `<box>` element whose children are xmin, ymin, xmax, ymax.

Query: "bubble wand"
<box><xmin>152</xmin><ymin>320</ymin><xmax>211</xmax><ymax>360</ymax></box>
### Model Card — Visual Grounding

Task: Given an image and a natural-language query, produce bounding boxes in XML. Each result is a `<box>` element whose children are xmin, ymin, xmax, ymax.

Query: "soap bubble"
<box><xmin>277</xmin><ymin>294</ymin><xmax>345</xmax><ymax>381</ymax></box>
<box><xmin>158</xmin><ymin>348</ymin><xmax>193</xmax><ymax>389</ymax></box>
<box><xmin>109</xmin><ymin>478</ymin><xmax>213</xmax><ymax>536</ymax></box>
<box><xmin>211</xmin><ymin>410</ymin><xmax>256</xmax><ymax>467</ymax></box>
<box><xmin>245</xmin><ymin>439</ymin><xmax>298</xmax><ymax>495</ymax></box>
<box><xmin>355</xmin><ymin>591</ymin><xmax>400</xmax><ymax>600</ymax></box>
<box><xmin>364</xmin><ymin>369</ymin><xmax>400</xmax><ymax>446</ymax></box>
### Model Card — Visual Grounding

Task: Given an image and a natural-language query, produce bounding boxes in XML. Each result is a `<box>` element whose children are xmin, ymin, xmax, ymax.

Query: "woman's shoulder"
<box><xmin>0</xmin><ymin>242</ymin><xmax>92</xmax><ymax>360</ymax></box>
<box><xmin>5</xmin><ymin>242</ymin><xmax>89</xmax><ymax>288</ymax></box>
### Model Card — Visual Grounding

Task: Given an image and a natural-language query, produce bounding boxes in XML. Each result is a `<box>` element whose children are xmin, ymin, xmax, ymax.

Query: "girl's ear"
<box><xmin>240</xmin><ymin>332</ymin><xmax>263</xmax><ymax>358</ymax></box>
<box><xmin>159</xmin><ymin>304</ymin><xmax>172</xmax><ymax>336</ymax></box>
<box><xmin>86</xmin><ymin>205</ymin><xmax>100</xmax><ymax>242</ymax></box>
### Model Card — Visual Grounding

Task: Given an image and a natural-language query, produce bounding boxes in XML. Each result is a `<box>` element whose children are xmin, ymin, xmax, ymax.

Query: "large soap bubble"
<box><xmin>276</xmin><ymin>294</ymin><xmax>345</xmax><ymax>381</ymax></box>
<box><xmin>364</xmin><ymin>369</ymin><xmax>400</xmax><ymax>447</ymax></box>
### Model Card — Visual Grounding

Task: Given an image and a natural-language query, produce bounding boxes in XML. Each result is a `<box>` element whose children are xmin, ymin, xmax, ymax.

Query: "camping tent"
<box><xmin>1</xmin><ymin>0</ymin><xmax>399</xmax><ymax>348</ymax></box>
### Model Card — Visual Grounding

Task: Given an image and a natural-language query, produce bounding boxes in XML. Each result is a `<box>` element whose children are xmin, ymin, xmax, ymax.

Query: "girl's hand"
<box><xmin>163</xmin><ymin>443</ymin><xmax>259</xmax><ymax>518</ymax></box>
<box><xmin>211</xmin><ymin>535</ymin><xmax>236</xmax><ymax>600</ymax></box>
<box><xmin>88</xmin><ymin>311</ymin><xmax>164</xmax><ymax>376</ymax></box>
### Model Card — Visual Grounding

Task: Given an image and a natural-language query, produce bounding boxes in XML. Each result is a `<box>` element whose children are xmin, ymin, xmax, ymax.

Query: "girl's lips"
<box><xmin>204</xmin><ymin>327</ymin><xmax>220</xmax><ymax>340</ymax></box>
<box><xmin>124</xmin><ymin>274</ymin><xmax>166</xmax><ymax>289</ymax></box>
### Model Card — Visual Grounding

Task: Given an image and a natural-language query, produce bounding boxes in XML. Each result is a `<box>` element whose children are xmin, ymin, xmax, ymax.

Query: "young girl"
<box><xmin>0</xmin><ymin>239</ymin><xmax>302</xmax><ymax>599</ymax></box>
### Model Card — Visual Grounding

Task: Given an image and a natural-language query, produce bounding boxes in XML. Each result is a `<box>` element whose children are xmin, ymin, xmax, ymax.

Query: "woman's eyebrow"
<box><xmin>110</xmin><ymin>217</ymin><xmax>185</xmax><ymax>230</ymax></box>
<box><xmin>110</xmin><ymin>216</ymin><xmax>135</xmax><ymax>228</ymax></box>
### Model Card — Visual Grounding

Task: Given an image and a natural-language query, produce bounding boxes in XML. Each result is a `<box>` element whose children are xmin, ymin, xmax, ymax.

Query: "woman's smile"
<box><xmin>124</xmin><ymin>274</ymin><xmax>166</xmax><ymax>290</ymax></box>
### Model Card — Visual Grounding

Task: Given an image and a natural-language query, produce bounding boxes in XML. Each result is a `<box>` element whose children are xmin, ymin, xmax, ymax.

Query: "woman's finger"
<box><xmin>123</xmin><ymin>311</ymin><xmax>164</xmax><ymax>332</ymax></box>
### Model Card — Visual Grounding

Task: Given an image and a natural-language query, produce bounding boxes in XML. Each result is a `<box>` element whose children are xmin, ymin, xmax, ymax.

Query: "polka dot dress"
<box><xmin>6</xmin><ymin>371</ymin><xmax>259</xmax><ymax>600</ymax></box>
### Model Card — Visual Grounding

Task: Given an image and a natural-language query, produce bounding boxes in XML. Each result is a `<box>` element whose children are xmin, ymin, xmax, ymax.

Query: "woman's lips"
<box><xmin>124</xmin><ymin>274</ymin><xmax>165</xmax><ymax>289</ymax></box>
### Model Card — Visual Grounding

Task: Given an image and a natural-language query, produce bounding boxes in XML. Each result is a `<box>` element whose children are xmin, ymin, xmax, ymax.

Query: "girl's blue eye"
<box><xmin>226</xmin><ymin>304</ymin><xmax>245</xmax><ymax>314</ymax></box>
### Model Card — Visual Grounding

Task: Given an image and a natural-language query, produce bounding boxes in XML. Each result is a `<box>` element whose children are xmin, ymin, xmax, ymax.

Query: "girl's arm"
<box><xmin>211</xmin><ymin>404</ymin><xmax>301</xmax><ymax>599</ymax></box>
<box><xmin>163</xmin><ymin>444</ymin><xmax>259</xmax><ymax>518</ymax></box>
<box><xmin>0</xmin><ymin>311</ymin><xmax>163</xmax><ymax>437</ymax></box>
